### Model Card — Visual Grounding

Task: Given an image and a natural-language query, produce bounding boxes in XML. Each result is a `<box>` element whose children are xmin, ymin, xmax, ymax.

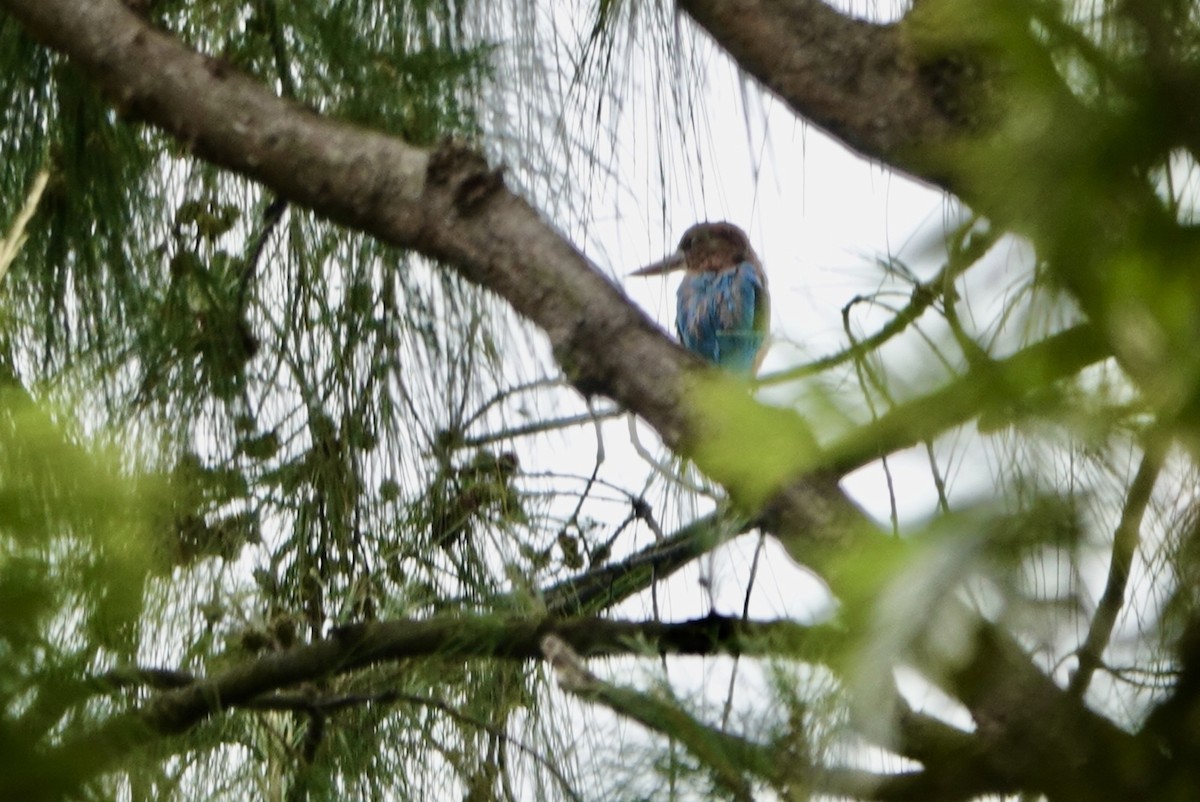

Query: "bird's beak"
<box><xmin>629</xmin><ymin>251</ymin><xmax>685</xmax><ymax>277</ymax></box>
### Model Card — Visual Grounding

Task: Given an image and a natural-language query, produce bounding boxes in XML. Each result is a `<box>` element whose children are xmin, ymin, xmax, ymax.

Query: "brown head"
<box><xmin>630</xmin><ymin>221</ymin><xmax>758</xmax><ymax>276</ymax></box>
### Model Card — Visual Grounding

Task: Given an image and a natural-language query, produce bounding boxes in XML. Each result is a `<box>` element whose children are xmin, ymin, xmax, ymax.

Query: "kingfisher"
<box><xmin>631</xmin><ymin>221</ymin><xmax>769</xmax><ymax>373</ymax></box>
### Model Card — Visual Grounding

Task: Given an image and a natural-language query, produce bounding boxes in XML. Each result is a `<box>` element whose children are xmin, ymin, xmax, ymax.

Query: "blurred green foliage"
<box><xmin>0</xmin><ymin>392</ymin><xmax>159</xmax><ymax>799</ymax></box>
<box><xmin>687</xmin><ymin>373</ymin><xmax>819</xmax><ymax>510</ymax></box>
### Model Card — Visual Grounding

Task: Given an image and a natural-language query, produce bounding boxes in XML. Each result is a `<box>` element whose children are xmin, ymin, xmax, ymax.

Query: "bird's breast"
<box><xmin>675</xmin><ymin>262</ymin><xmax>766</xmax><ymax>372</ymax></box>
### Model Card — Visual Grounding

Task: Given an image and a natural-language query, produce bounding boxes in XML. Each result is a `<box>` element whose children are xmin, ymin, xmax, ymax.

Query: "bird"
<box><xmin>631</xmin><ymin>221</ymin><xmax>769</xmax><ymax>373</ymax></box>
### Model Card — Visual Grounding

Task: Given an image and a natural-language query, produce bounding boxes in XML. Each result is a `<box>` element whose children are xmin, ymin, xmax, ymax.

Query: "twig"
<box><xmin>253</xmin><ymin>687</ymin><xmax>585</xmax><ymax>802</ymax></box>
<box><xmin>1068</xmin><ymin>431</ymin><xmax>1167</xmax><ymax>698</ymax></box>
<box><xmin>540</xmin><ymin>635</ymin><xmax>760</xmax><ymax>800</ymax></box>
<box><xmin>758</xmin><ymin>221</ymin><xmax>996</xmax><ymax>386</ymax></box>
<box><xmin>826</xmin><ymin>324</ymin><xmax>1108</xmax><ymax>475</ymax></box>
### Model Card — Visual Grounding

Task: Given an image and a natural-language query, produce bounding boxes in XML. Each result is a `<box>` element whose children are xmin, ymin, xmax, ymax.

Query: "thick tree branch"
<box><xmin>678</xmin><ymin>0</ymin><xmax>967</xmax><ymax>188</ymax></box>
<box><xmin>0</xmin><ymin>0</ymin><xmax>869</xmax><ymax>565</ymax></box>
<box><xmin>886</xmin><ymin>704</ymin><xmax>1018</xmax><ymax>800</ymax></box>
<box><xmin>914</xmin><ymin>608</ymin><xmax>1157</xmax><ymax>801</ymax></box>
<box><xmin>137</xmin><ymin>615</ymin><xmax>819</xmax><ymax>726</ymax></box>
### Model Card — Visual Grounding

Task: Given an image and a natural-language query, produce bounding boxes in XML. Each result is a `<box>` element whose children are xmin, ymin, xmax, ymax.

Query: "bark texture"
<box><xmin>679</xmin><ymin>0</ymin><xmax>975</xmax><ymax>189</ymax></box>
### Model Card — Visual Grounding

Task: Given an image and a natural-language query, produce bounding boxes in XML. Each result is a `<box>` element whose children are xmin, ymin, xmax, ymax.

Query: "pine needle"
<box><xmin>0</xmin><ymin>169</ymin><xmax>48</xmax><ymax>284</ymax></box>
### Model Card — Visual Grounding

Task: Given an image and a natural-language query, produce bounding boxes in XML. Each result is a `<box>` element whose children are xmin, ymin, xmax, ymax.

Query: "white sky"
<box><xmin>469</xmin><ymin>11</ymin><xmax>1007</xmax><ymax>773</ymax></box>
<box><xmin>555</xmin><ymin>10</ymin><xmax>960</xmax><ymax>614</ymax></box>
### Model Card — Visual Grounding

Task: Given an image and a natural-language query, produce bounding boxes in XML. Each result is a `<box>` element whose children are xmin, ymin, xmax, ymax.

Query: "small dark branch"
<box><xmin>1069</xmin><ymin>432</ymin><xmax>1167</xmax><ymax>698</ymax></box>
<box><xmin>556</xmin><ymin>409</ymin><xmax>605</xmax><ymax>563</ymax></box>
<box><xmin>96</xmin><ymin>667</ymin><xmax>197</xmax><ymax>690</ymax></box>
<box><xmin>630</xmin><ymin>495</ymin><xmax>666</xmax><ymax>540</ymax></box>
<box><xmin>238</xmin><ymin>194</ymin><xmax>287</xmax><ymax>310</ymax></box>
<box><xmin>541</xmin><ymin>512</ymin><xmax>737</xmax><ymax>615</ymax></box>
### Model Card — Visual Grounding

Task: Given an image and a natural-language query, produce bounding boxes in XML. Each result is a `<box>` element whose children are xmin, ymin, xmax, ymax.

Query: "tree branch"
<box><xmin>541</xmin><ymin>635</ymin><xmax>1014</xmax><ymax>802</ymax></box>
<box><xmin>825</xmin><ymin>323</ymin><xmax>1108</xmax><ymax>474</ymax></box>
<box><xmin>761</xmin><ymin>218</ymin><xmax>996</xmax><ymax>385</ymax></box>
<box><xmin>31</xmin><ymin>614</ymin><xmax>817</xmax><ymax>794</ymax></box>
<box><xmin>913</xmin><ymin>607</ymin><xmax>1157</xmax><ymax>800</ymax></box>
<box><xmin>541</xmin><ymin>511</ymin><xmax>741</xmax><ymax>615</ymax></box>
<box><xmin>541</xmin><ymin>634</ymin><xmax>772</xmax><ymax>800</ymax></box>
<box><xmin>678</xmin><ymin>0</ymin><xmax>969</xmax><ymax>189</ymax></box>
<box><xmin>0</xmin><ymin>0</ymin><xmax>870</xmax><ymax>567</ymax></box>
<box><xmin>1068</xmin><ymin>432</ymin><xmax>1166</xmax><ymax>698</ymax></box>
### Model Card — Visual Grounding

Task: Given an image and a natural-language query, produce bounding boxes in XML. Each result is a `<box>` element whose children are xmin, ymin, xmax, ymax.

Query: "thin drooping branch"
<box><xmin>1068</xmin><ymin>433</ymin><xmax>1167</xmax><ymax>698</ymax></box>
<box><xmin>763</xmin><ymin>219</ymin><xmax>997</xmax><ymax>385</ymax></box>
<box><xmin>541</xmin><ymin>634</ymin><xmax>770</xmax><ymax>800</ymax></box>
<box><xmin>540</xmin><ymin>635</ymin><xmax>1004</xmax><ymax>802</ymax></box>
<box><xmin>249</xmin><ymin>689</ymin><xmax>585</xmax><ymax>802</ymax></box>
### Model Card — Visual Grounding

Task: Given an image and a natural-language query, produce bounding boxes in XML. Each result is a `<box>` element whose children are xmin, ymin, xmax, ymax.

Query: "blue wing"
<box><xmin>675</xmin><ymin>261</ymin><xmax>768</xmax><ymax>372</ymax></box>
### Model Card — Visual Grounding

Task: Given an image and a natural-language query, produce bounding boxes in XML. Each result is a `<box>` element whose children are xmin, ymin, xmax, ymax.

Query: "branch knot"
<box><xmin>427</xmin><ymin>140</ymin><xmax>505</xmax><ymax>214</ymax></box>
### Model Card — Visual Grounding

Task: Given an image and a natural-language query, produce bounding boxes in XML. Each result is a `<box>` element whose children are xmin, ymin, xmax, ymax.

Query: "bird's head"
<box><xmin>629</xmin><ymin>221</ymin><xmax>754</xmax><ymax>277</ymax></box>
